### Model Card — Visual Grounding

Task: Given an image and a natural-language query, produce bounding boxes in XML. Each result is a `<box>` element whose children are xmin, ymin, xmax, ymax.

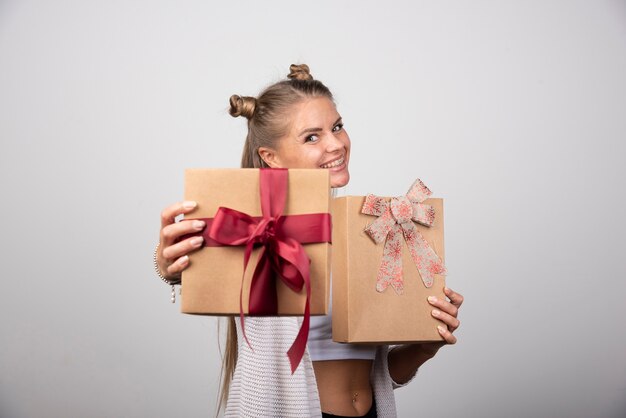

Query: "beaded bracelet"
<box><xmin>153</xmin><ymin>243</ymin><xmax>181</xmax><ymax>303</ymax></box>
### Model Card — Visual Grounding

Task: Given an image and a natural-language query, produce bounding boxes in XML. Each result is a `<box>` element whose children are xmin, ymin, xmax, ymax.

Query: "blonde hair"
<box><xmin>217</xmin><ymin>64</ymin><xmax>334</xmax><ymax>414</ymax></box>
<box><xmin>230</xmin><ymin>64</ymin><xmax>334</xmax><ymax>168</ymax></box>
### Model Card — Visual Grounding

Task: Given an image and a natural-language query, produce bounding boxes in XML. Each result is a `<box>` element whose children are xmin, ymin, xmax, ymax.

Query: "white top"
<box><xmin>308</xmin><ymin>289</ymin><xmax>376</xmax><ymax>361</ymax></box>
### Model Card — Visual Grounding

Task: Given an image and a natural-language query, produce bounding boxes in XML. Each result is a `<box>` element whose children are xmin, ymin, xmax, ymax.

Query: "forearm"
<box><xmin>387</xmin><ymin>344</ymin><xmax>439</xmax><ymax>385</ymax></box>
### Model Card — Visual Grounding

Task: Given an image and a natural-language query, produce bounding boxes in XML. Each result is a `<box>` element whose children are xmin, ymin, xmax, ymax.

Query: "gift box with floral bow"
<box><xmin>331</xmin><ymin>179</ymin><xmax>447</xmax><ymax>344</ymax></box>
<box><xmin>180</xmin><ymin>168</ymin><xmax>332</xmax><ymax>372</ymax></box>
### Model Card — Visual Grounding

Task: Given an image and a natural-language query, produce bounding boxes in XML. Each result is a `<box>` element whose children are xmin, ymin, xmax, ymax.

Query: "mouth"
<box><xmin>320</xmin><ymin>156</ymin><xmax>345</xmax><ymax>169</ymax></box>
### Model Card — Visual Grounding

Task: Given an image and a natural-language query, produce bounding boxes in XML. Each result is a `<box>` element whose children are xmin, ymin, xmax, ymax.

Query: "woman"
<box><xmin>155</xmin><ymin>64</ymin><xmax>463</xmax><ymax>417</ymax></box>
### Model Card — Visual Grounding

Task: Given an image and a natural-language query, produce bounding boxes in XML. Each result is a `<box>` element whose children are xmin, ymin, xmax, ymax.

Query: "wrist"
<box><xmin>408</xmin><ymin>342</ymin><xmax>443</xmax><ymax>361</ymax></box>
<box><xmin>153</xmin><ymin>243</ymin><xmax>181</xmax><ymax>285</ymax></box>
<box><xmin>153</xmin><ymin>243</ymin><xmax>181</xmax><ymax>303</ymax></box>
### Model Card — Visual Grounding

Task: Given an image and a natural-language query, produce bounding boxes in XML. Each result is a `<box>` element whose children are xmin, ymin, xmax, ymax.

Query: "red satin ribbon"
<box><xmin>185</xmin><ymin>169</ymin><xmax>331</xmax><ymax>373</ymax></box>
<box><xmin>192</xmin><ymin>213</ymin><xmax>332</xmax><ymax>248</ymax></box>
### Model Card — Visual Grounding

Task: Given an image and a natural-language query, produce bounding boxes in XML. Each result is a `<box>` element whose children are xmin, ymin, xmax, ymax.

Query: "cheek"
<box><xmin>307</xmin><ymin>148</ymin><xmax>325</xmax><ymax>167</ymax></box>
<box><xmin>284</xmin><ymin>147</ymin><xmax>323</xmax><ymax>168</ymax></box>
<box><xmin>343</xmin><ymin>134</ymin><xmax>352</xmax><ymax>154</ymax></box>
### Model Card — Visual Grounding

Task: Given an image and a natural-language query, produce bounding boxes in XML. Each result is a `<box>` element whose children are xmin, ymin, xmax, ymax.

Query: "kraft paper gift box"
<box><xmin>180</xmin><ymin>168</ymin><xmax>331</xmax><ymax>317</ymax></box>
<box><xmin>331</xmin><ymin>179</ymin><xmax>447</xmax><ymax>344</ymax></box>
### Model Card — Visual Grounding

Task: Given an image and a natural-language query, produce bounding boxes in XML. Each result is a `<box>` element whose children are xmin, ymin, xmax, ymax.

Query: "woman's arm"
<box><xmin>156</xmin><ymin>200</ymin><xmax>206</xmax><ymax>281</ymax></box>
<box><xmin>387</xmin><ymin>287</ymin><xmax>464</xmax><ymax>385</ymax></box>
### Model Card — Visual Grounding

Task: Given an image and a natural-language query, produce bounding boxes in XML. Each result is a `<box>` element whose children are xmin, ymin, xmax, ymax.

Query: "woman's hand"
<box><xmin>156</xmin><ymin>201</ymin><xmax>206</xmax><ymax>281</ymax></box>
<box><xmin>410</xmin><ymin>286</ymin><xmax>464</xmax><ymax>357</ymax></box>
<box><xmin>428</xmin><ymin>286</ymin><xmax>464</xmax><ymax>348</ymax></box>
<box><xmin>387</xmin><ymin>286</ymin><xmax>464</xmax><ymax>384</ymax></box>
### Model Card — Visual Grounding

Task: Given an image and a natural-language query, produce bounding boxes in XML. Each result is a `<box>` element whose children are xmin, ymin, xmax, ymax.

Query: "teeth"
<box><xmin>321</xmin><ymin>157</ymin><xmax>344</xmax><ymax>169</ymax></box>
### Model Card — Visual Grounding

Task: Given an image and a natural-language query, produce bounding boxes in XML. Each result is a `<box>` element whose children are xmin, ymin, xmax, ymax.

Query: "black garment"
<box><xmin>322</xmin><ymin>398</ymin><xmax>377</xmax><ymax>418</ymax></box>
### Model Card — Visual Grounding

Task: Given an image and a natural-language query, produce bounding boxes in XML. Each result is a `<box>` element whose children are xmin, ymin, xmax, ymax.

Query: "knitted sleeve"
<box><xmin>225</xmin><ymin>317</ymin><xmax>322</xmax><ymax>418</ymax></box>
<box><xmin>371</xmin><ymin>345</ymin><xmax>398</xmax><ymax>417</ymax></box>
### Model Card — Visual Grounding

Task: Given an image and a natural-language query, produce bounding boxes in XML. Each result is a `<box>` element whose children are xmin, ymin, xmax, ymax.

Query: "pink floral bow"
<box><xmin>361</xmin><ymin>179</ymin><xmax>447</xmax><ymax>293</ymax></box>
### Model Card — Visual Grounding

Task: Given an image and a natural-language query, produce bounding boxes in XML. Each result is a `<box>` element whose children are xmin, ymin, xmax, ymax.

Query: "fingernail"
<box><xmin>183</xmin><ymin>201</ymin><xmax>197</xmax><ymax>210</ymax></box>
<box><xmin>192</xmin><ymin>220</ymin><xmax>205</xmax><ymax>229</ymax></box>
<box><xmin>428</xmin><ymin>296</ymin><xmax>437</xmax><ymax>303</ymax></box>
<box><xmin>190</xmin><ymin>237</ymin><xmax>203</xmax><ymax>246</ymax></box>
<box><xmin>437</xmin><ymin>325</ymin><xmax>446</xmax><ymax>334</ymax></box>
<box><xmin>180</xmin><ymin>255</ymin><xmax>189</xmax><ymax>264</ymax></box>
<box><xmin>432</xmin><ymin>309</ymin><xmax>441</xmax><ymax>317</ymax></box>
<box><xmin>444</xmin><ymin>287</ymin><xmax>451</xmax><ymax>294</ymax></box>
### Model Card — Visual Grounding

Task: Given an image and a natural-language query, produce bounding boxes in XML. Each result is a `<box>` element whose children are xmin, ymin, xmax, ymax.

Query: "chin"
<box><xmin>330</xmin><ymin>172</ymin><xmax>350</xmax><ymax>188</ymax></box>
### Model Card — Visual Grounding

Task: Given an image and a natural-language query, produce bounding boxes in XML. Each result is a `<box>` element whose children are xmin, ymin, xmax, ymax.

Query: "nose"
<box><xmin>324</xmin><ymin>131</ymin><xmax>344</xmax><ymax>152</ymax></box>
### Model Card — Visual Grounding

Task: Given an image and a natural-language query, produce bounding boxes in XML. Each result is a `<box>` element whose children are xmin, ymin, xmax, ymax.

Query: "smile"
<box><xmin>320</xmin><ymin>156</ymin><xmax>345</xmax><ymax>169</ymax></box>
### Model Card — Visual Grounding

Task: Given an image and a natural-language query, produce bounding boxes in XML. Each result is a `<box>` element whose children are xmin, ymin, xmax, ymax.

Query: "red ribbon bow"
<box><xmin>361</xmin><ymin>178</ymin><xmax>447</xmax><ymax>293</ymax></box>
<box><xmin>206</xmin><ymin>168</ymin><xmax>330</xmax><ymax>373</ymax></box>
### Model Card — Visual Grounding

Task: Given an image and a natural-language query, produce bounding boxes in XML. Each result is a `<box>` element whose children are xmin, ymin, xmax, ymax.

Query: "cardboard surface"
<box><xmin>181</xmin><ymin>169</ymin><xmax>331</xmax><ymax>316</ymax></box>
<box><xmin>331</xmin><ymin>196</ymin><xmax>446</xmax><ymax>344</ymax></box>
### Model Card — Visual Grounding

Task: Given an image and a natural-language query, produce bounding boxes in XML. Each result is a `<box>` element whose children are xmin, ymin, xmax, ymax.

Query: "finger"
<box><xmin>162</xmin><ymin>236</ymin><xmax>204</xmax><ymax>262</ymax></box>
<box><xmin>166</xmin><ymin>255</ymin><xmax>190</xmax><ymax>277</ymax></box>
<box><xmin>437</xmin><ymin>325</ymin><xmax>457</xmax><ymax>345</ymax></box>
<box><xmin>427</xmin><ymin>296</ymin><xmax>459</xmax><ymax>318</ymax></box>
<box><xmin>432</xmin><ymin>309</ymin><xmax>461</xmax><ymax>332</ymax></box>
<box><xmin>444</xmin><ymin>287</ymin><xmax>464</xmax><ymax>308</ymax></box>
<box><xmin>161</xmin><ymin>201</ymin><xmax>198</xmax><ymax>228</ymax></box>
<box><xmin>161</xmin><ymin>219</ymin><xmax>206</xmax><ymax>247</ymax></box>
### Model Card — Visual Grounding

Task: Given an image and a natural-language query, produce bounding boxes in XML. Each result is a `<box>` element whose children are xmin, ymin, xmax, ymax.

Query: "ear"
<box><xmin>258</xmin><ymin>147</ymin><xmax>281</xmax><ymax>168</ymax></box>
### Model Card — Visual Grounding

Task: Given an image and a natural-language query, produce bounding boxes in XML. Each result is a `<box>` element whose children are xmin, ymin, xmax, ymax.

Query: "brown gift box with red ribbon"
<box><xmin>331</xmin><ymin>179</ymin><xmax>447</xmax><ymax>344</ymax></box>
<box><xmin>181</xmin><ymin>168</ymin><xmax>331</xmax><ymax>317</ymax></box>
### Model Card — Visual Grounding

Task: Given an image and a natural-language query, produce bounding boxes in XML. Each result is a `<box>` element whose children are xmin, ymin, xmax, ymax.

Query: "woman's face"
<box><xmin>259</xmin><ymin>96</ymin><xmax>351</xmax><ymax>188</ymax></box>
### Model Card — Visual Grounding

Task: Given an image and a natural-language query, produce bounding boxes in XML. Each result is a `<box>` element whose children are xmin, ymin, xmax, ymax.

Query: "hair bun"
<box><xmin>288</xmin><ymin>64</ymin><xmax>313</xmax><ymax>81</ymax></box>
<box><xmin>229</xmin><ymin>94</ymin><xmax>256</xmax><ymax>119</ymax></box>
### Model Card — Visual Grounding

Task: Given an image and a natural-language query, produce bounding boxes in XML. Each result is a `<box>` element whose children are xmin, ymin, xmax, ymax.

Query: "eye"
<box><xmin>332</xmin><ymin>123</ymin><xmax>344</xmax><ymax>132</ymax></box>
<box><xmin>305</xmin><ymin>134</ymin><xmax>319</xmax><ymax>143</ymax></box>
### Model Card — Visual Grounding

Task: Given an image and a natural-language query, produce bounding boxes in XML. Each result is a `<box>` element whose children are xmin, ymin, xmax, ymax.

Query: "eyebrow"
<box><xmin>297</xmin><ymin>117</ymin><xmax>343</xmax><ymax>137</ymax></box>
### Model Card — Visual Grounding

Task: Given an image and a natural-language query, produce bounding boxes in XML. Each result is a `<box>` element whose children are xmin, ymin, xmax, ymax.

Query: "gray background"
<box><xmin>1</xmin><ymin>1</ymin><xmax>625</xmax><ymax>417</ymax></box>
